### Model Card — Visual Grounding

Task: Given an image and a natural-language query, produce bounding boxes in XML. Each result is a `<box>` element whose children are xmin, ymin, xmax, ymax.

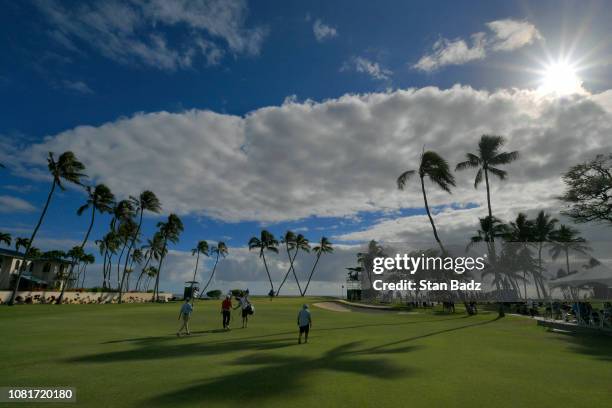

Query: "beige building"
<box><xmin>0</xmin><ymin>248</ymin><xmax>70</xmax><ymax>290</ymax></box>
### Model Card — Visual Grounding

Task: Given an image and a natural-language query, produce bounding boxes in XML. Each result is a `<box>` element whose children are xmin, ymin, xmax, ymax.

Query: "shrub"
<box><xmin>206</xmin><ymin>290</ymin><xmax>222</xmax><ymax>299</ymax></box>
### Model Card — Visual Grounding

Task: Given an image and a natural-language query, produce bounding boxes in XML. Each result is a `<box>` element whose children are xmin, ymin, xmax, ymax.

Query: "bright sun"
<box><xmin>538</xmin><ymin>61</ymin><xmax>585</xmax><ymax>96</ymax></box>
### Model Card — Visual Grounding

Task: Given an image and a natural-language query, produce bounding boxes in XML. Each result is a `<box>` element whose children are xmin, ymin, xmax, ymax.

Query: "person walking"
<box><xmin>297</xmin><ymin>304</ymin><xmax>312</xmax><ymax>344</ymax></box>
<box><xmin>221</xmin><ymin>295</ymin><xmax>232</xmax><ymax>329</ymax></box>
<box><xmin>177</xmin><ymin>298</ymin><xmax>193</xmax><ymax>337</ymax></box>
<box><xmin>234</xmin><ymin>290</ymin><xmax>252</xmax><ymax>328</ymax></box>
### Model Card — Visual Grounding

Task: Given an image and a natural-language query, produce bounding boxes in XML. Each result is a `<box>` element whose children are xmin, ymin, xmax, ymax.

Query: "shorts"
<box><xmin>299</xmin><ymin>325</ymin><xmax>309</xmax><ymax>334</ymax></box>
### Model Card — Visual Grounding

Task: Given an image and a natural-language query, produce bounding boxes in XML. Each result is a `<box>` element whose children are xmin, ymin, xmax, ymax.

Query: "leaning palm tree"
<box><xmin>0</xmin><ymin>232</ymin><xmax>11</xmax><ymax>248</ymax></box>
<box><xmin>549</xmin><ymin>225</ymin><xmax>591</xmax><ymax>278</ymax></box>
<box><xmin>145</xmin><ymin>266</ymin><xmax>158</xmax><ymax>292</ymax></box>
<box><xmin>78</xmin><ymin>253</ymin><xmax>95</xmax><ymax>288</ymax></box>
<box><xmin>302</xmin><ymin>237</ymin><xmax>333</xmax><ymax>296</ymax></box>
<box><xmin>9</xmin><ymin>151</ymin><xmax>86</xmax><ymax>305</ymax></box>
<box><xmin>200</xmin><ymin>241</ymin><xmax>228</xmax><ymax>296</ymax></box>
<box><xmin>456</xmin><ymin>135</ymin><xmax>519</xmax><ymax>234</ymax></box>
<box><xmin>398</xmin><ymin>150</ymin><xmax>455</xmax><ymax>254</ymax></box>
<box><xmin>248</xmin><ymin>230</ymin><xmax>279</xmax><ymax>295</ymax></box>
<box><xmin>135</xmin><ymin>233</ymin><xmax>164</xmax><ymax>291</ymax></box>
<box><xmin>277</xmin><ymin>233</ymin><xmax>309</xmax><ymax>296</ymax></box>
<box><xmin>121</xmin><ymin>191</ymin><xmax>161</xmax><ymax>285</ymax></box>
<box><xmin>58</xmin><ymin>184</ymin><xmax>114</xmax><ymax>304</ymax></box>
<box><xmin>152</xmin><ymin>214</ymin><xmax>184</xmax><ymax>301</ymax></box>
<box><xmin>189</xmin><ymin>240</ymin><xmax>209</xmax><ymax>303</ymax></box>
<box><xmin>531</xmin><ymin>211</ymin><xmax>558</xmax><ymax>298</ymax></box>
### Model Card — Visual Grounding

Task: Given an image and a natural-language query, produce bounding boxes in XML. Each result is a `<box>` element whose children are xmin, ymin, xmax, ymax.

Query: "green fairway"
<box><xmin>1</xmin><ymin>298</ymin><xmax>611</xmax><ymax>408</ymax></box>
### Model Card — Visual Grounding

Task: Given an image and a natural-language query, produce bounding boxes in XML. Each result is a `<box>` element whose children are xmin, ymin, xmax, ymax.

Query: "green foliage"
<box><xmin>206</xmin><ymin>290</ymin><xmax>222</xmax><ymax>299</ymax></box>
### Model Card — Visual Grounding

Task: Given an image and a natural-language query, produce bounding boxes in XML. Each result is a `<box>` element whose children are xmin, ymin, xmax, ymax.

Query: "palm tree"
<box><xmin>189</xmin><ymin>240</ymin><xmax>209</xmax><ymax>303</ymax></box>
<box><xmin>398</xmin><ymin>151</ymin><xmax>455</xmax><ymax>254</ymax></box>
<box><xmin>248</xmin><ymin>230</ymin><xmax>279</xmax><ymax>295</ymax></box>
<box><xmin>152</xmin><ymin>214</ymin><xmax>184</xmax><ymax>301</ymax></box>
<box><xmin>549</xmin><ymin>225</ymin><xmax>591</xmax><ymax>278</ymax></box>
<box><xmin>531</xmin><ymin>211</ymin><xmax>558</xmax><ymax>298</ymax></box>
<box><xmin>145</xmin><ymin>266</ymin><xmax>158</xmax><ymax>291</ymax></box>
<box><xmin>15</xmin><ymin>237</ymin><xmax>30</xmax><ymax>253</ymax></box>
<box><xmin>135</xmin><ymin>234</ymin><xmax>164</xmax><ymax>291</ymax></box>
<box><xmin>9</xmin><ymin>151</ymin><xmax>86</xmax><ymax>305</ymax></box>
<box><xmin>277</xmin><ymin>233</ymin><xmax>309</xmax><ymax>296</ymax></box>
<box><xmin>121</xmin><ymin>191</ymin><xmax>161</xmax><ymax>286</ymax></box>
<box><xmin>200</xmin><ymin>242</ymin><xmax>228</xmax><ymax>296</ymax></box>
<box><xmin>57</xmin><ymin>184</ymin><xmax>114</xmax><ymax>304</ymax></box>
<box><xmin>357</xmin><ymin>240</ymin><xmax>385</xmax><ymax>289</ymax></box>
<box><xmin>507</xmin><ymin>213</ymin><xmax>535</xmax><ymax>299</ymax></box>
<box><xmin>302</xmin><ymin>237</ymin><xmax>333</xmax><ymax>296</ymax></box>
<box><xmin>456</xmin><ymin>135</ymin><xmax>519</xmax><ymax>234</ymax></box>
<box><xmin>116</xmin><ymin>218</ymin><xmax>138</xmax><ymax>296</ymax></box>
<box><xmin>0</xmin><ymin>232</ymin><xmax>11</xmax><ymax>248</ymax></box>
<box><xmin>78</xmin><ymin>253</ymin><xmax>95</xmax><ymax>288</ymax></box>
<box><xmin>97</xmin><ymin>231</ymin><xmax>120</xmax><ymax>289</ymax></box>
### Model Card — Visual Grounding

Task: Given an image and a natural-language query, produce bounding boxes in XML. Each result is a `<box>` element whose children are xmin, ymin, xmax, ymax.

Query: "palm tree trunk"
<box><xmin>81</xmin><ymin>265</ymin><xmax>88</xmax><ymax>288</ymax></box>
<box><xmin>134</xmin><ymin>254</ymin><xmax>151</xmax><ymax>292</ymax></box>
<box><xmin>152</xmin><ymin>240</ymin><xmax>168</xmax><ymax>302</ymax></box>
<box><xmin>8</xmin><ymin>181</ymin><xmax>57</xmax><ymax>305</ymax></box>
<box><xmin>200</xmin><ymin>253</ymin><xmax>219</xmax><ymax>297</ymax></box>
<box><xmin>484</xmin><ymin>168</ymin><xmax>494</xmax><ymax>240</ymax></box>
<box><xmin>420</xmin><ymin>176</ymin><xmax>446</xmax><ymax>254</ymax></box>
<box><xmin>121</xmin><ymin>209</ymin><xmax>143</xmax><ymax>283</ymax></box>
<box><xmin>189</xmin><ymin>251</ymin><xmax>201</xmax><ymax>305</ymax></box>
<box><xmin>277</xmin><ymin>246</ymin><xmax>302</xmax><ymax>296</ymax></box>
<box><xmin>565</xmin><ymin>248</ymin><xmax>570</xmax><ymax>276</ymax></box>
<box><xmin>58</xmin><ymin>206</ymin><xmax>96</xmax><ymax>304</ymax></box>
<box><xmin>261</xmin><ymin>250</ymin><xmax>274</xmax><ymax>293</ymax></box>
<box><xmin>302</xmin><ymin>253</ymin><xmax>321</xmax><ymax>296</ymax></box>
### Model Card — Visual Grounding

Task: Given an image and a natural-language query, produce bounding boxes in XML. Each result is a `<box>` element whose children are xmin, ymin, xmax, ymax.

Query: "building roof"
<box><xmin>0</xmin><ymin>247</ymin><xmax>71</xmax><ymax>264</ymax></box>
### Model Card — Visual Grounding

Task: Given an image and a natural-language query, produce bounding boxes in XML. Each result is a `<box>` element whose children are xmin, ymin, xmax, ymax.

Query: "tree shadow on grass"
<box><xmin>546</xmin><ymin>330</ymin><xmax>612</xmax><ymax>362</ymax></box>
<box><xmin>100</xmin><ymin>314</ymin><xmax>471</xmax><ymax>347</ymax></box>
<box><xmin>142</xmin><ymin>341</ymin><xmax>419</xmax><ymax>406</ymax></box>
<box><xmin>69</xmin><ymin>336</ymin><xmax>297</xmax><ymax>363</ymax></box>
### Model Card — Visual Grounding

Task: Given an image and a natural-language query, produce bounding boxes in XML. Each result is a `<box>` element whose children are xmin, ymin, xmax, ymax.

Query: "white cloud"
<box><xmin>341</xmin><ymin>56</ymin><xmax>392</xmax><ymax>81</ymax></box>
<box><xmin>414</xmin><ymin>19</ymin><xmax>542</xmax><ymax>72</ymax></box>
<box><xmin>0</xmin><ymin>196</ymin><xmax>36</xmax><ymax>213</ymax></box>
<box><xmin>35</xmin><ymin>0</ymin><xmax>267</xmax><ymax>71</ymax></box>
<box><xmin>312</xmin><ymin>18</ymin><xmax>337</xmax><ymax>42</ymax></box>
<box><xmin>61</xmin><ymin>80</ymin><xmax>94</xmax><ymax>94</ymax></box>
<box><xmin>17</xmin><ymin>86</ymin><xmax>612</xmax><ymax>230</ymax></box>
<box><xmin>487</xmin><ymin>19</ymin><xmax>543</xmax><ymax>51</ymax></box>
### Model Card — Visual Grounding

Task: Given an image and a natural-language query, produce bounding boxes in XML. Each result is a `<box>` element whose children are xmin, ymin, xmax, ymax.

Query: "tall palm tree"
<box><xmin>58</xmin><ymin>184</ymin><xmax>115</xmax><ymax>303</ymax></box>
<box><xmin>302</xmin><ymin>237</ymin><xmax>333</xmax><ymax>296</ymax></box>
<box><xmin>0</xmin><ymin>232</ymin><xmax>11</xmax><ymax>248</ymax></box>
<box><xmin>277</xmin><ymin>233</ymin><xmax>309</xmax><ymax>296</ymax></box>
<box><xmin>507</xmin><ymin>213</ymin><xmax>535</xmax><ymax>299</ymax></box>
<box><xmin>531</xmin><ymin>211</ymin><xmax>558</xmax><ymax>298</ymax></box>
<box><xmin>145</xmin><ymin>266</ymin><xmax>158</xmax><ymax>291</ymax></box>
<box><xmin>121</xmin><ymin>191</ymin><xmax>161</xmax><ymax>285</ymax></box>
<box><xmin>78</xmin><ymin>253</ymin><xmax>95</xmax><ymax>288</ymax></box>
<box><xmin>153</xmin><ymin>214</ymin><xmax>184</xmax><ymax>301</ymax></box>
<box><xmin>398</xmin><ymin>150</ymin><xmax>455</xmax><ymax>254</ymax></box>
<box><xmin>116</xmin><ymin>218</ymin><xmax>138</xmax><ymax>296</ymax></box>
<box><xmin>549</xmin><ymin>225</ymin><xmax>591</xmax><ymax>278</ymax></box>
<box><xmin>456</xmin><ymin>135</ymin><xmax>519</xmax><ymax>234</ymax></box>
<box><xmin>9</xmin><ymin>151</ymin><xmax>86</xmax><ymax>305</ymax></box>
<box><xmin>248</xmin><ymin>230</ymin><xmax>279</xmax><ymax>295</ymax></box>
<box><xmin>135</xmin><ymin>234</ymin><xmax>164</xmax><ymax>291</ymax></box>
<box><xmin>189</xmin><ymin>240</ymin><xmax>209</xmax><ymax>304</ymax></box>
<box><xmin>200</xmin><ymin>242</ymin><xmax>228</xmax><ymax>296</ymax></box>
<box><xmin>97</xmin><ymin>231</ymin><xmax>120</xmax><ymax>289</ymax></box>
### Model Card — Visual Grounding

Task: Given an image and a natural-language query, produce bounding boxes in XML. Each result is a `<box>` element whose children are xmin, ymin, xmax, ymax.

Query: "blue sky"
<box><xmin>1</xmin><ymin>0</ymin><xmax>611</xmax><ymax>294</ymax></box>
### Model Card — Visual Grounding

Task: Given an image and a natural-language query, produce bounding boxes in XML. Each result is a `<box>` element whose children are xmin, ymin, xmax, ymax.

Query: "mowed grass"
<box><xmin>1</xmin><ymin>297</ymin><xmax>611</xmax><ymax>408</ymax></box>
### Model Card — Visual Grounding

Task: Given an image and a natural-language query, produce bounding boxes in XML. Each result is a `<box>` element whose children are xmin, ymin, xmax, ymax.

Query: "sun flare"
<box><xmin>538</xmin><ymin>61</ymin><xmax>585</xmax><ymax>96</ymax></box>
